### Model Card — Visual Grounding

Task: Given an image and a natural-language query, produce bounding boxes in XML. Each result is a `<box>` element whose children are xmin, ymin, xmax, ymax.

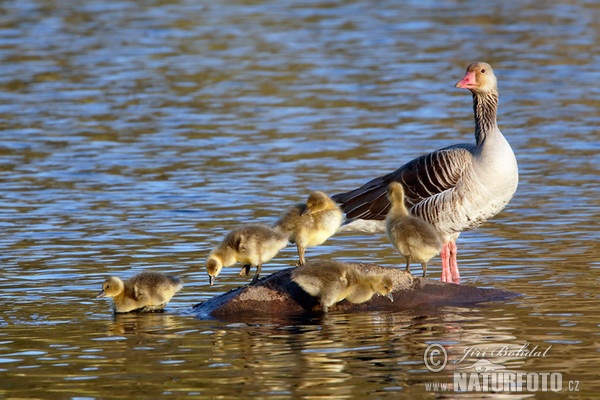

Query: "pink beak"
<box><xmin>456</xmin><ymin>71</ymin><xmax>477</xmax><ymax>89</ymax></box>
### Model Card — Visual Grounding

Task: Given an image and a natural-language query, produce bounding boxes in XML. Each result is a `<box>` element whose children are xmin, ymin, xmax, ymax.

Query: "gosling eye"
<box><xmin>480</xmin><ymin>68</ymin><xmax>486</xmax><ymax>73</ymax></box>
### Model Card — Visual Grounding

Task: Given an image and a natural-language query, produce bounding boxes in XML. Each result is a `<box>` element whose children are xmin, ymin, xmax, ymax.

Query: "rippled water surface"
<box><xmin>1</xmin><ymin>0</ymin><xmax>598</xmax><ymax>398</ymax></box>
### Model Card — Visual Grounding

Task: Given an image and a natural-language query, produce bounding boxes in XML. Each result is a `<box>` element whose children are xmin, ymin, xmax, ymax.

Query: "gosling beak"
<box><xmin>209</xmin><ymin>275</ymin><xmax>214</xmax><ymax>286</ymax></box>
<box><xmin>386</xmin><ymin>292</ymin><xmax>394</xmax><ymax>302</ymax></box>
<box><xmin>96</xmin><ymin>290</ymin><xmax>106</xmax><ymax>298</ymax></box>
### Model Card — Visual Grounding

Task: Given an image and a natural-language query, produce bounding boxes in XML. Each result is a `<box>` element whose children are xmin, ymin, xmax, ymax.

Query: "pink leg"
<box><xmin>440</xmin><ymin>241</ymin><xmax>460</xmax><ymax>284</ymax></box>
<box><xmin>448</xmin><ymin>241</ymin><xmax>460</xmax><ymax>284</ymax></box>
<box><xmin>440</xmin><ymin>243</ymin><xmax>450</xmax><ymax>283</ymax></box>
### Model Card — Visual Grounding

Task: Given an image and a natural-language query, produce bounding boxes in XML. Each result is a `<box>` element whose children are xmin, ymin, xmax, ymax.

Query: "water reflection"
<box><xmin>194</xmin><ymin>309</ymin><xmax>528</xmax><ymax>397</ymax></box>
<box><xmin>102</xmin><ymin>312</ymin><xmax>184</xmax><ymax>337</ymax></box>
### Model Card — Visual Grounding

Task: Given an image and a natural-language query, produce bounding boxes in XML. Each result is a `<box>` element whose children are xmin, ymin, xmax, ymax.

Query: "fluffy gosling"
<box><xmin>96</xmin><ymin>271</ymin><xmax>182</xmax><ymax>313</ymax></box>
<box><xmin>291</xmin><ymin>260</ymin><xmax>394</xmax><ymax>312</ymax></box>
<box><xmin>385</xmin><ymin>182</ymin><xmax>443</xmax><ymax>277</ymax></box>
<box><xmin>206</xmin><ymin>224</ymin><xmax>288</xmax><ymax>285</ymax></box>
<box><xmin>273</xmin><ymin>191</ymin><xmax>343</xmax><ymax>266</ymax></box>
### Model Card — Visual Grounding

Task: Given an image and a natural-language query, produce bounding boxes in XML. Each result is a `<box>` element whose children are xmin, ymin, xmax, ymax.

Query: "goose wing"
<box><xmin>332</xmin><ymin>144</ymin><xmax>474</xmax><ymax>223</ymax></box>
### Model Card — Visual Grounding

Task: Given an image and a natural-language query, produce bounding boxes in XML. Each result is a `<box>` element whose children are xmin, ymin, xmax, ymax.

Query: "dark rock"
<box><xmin>193</xmin><ymin>262</ymin><xmax>520</xmax><ymax>321</ymax></box>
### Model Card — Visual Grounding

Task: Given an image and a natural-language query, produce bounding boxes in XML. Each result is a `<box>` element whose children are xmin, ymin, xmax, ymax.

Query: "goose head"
<box><xmin>370</xmin><ymin>274</ymin><xmax>395</xmax><ymax>302</ymax></box>
<box><xmin>302</xmin><ymin>191</ymin><xmax>332</xmax><ymax>215</ymax></box>
<box><xmin>97</xmin><ymin>276</ymin><xmax>125</xmax><ymax>298</ymax></box>
<box><xmin>386</xmin><ymin>182</ymin><xmax>405</xmax><ymax>205</ymax></box>
<box><xmin>206</xmin><ymin>253</ymin><xmax>224</xmax><ymax>286</ymax></box>
<box><xmin>455</xmin><ymin>62</ymin><xmax>497</xmax><ymax>94</ymax></box>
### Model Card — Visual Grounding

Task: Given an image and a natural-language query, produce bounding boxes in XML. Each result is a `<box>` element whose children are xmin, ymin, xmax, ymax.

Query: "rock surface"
<box><xmin>193</xmin><ymin>263</ymin><xmax>519</xmax><ymax>321</ymax></box>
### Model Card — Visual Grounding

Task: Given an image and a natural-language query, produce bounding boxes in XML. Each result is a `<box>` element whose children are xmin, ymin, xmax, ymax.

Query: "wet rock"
<box><xmin>193</xmin><ymin>263</ymin><xmax>519</xmax><ymax>321</ymax></box>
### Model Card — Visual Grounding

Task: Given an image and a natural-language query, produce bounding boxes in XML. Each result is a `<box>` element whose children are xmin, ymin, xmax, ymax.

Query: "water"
<box><xmin>0</xmin><ymin>0</ymin><xmax>598</xmax><ymax>398</ymax></box>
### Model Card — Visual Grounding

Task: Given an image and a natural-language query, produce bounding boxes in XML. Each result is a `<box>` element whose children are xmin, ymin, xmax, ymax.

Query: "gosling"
<box><xmin>385</xmin><ymin>182</ymin><xmax>443</xmax><ymax>278</ymax></box>
<box><xmin>273</xmin><ymin>191</ymin><xmax>343</xmax><ymax>266</ymax></box>
<box><xmin>96</xmin><ymin>271</ymin><xmax>183</xmax><ymax>313</ymax></box>
<box><xmin>291</xmin><ymin>260</ymin><xmax>394</xmax><ymax>312</ymax></box>
<box><xmin>206</xmin><ymin>224</ymin><xmax>288</xmax><ymax>285</ymax></box>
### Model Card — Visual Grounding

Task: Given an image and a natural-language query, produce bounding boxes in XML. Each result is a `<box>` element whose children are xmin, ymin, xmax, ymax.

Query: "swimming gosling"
<box><xmin>206</xmin><ymin>224</ymin><xmax>288</xmax><ymax>285</ymax></box>
<box><xmin>96</xmin><ymin>271</ymin><xmax>183</xmax><ymax>313</ymax></box>
<box><xmin>385</xmin><ymin>182</ymin><xmax>443</xmax><ymax>277</ymax></box>
<box><xmin>273</xmin><ymin>191</ymin><xmax>343</xmax><ymax>266</ymax></box>
<box><xmin>291</xmin><ymin>260</ymin><xmax>394</xmax><ymax>312</ymax></box>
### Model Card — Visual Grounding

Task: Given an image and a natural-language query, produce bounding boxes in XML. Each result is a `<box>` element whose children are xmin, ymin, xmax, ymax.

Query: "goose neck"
<box><xmin>472</xmin><ymin>91</ymin><xmax>499</xmax><ymax>145</ymax></box>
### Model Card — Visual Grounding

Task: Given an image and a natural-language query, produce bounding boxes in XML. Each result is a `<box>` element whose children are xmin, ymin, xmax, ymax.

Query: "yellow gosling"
<box><xmin>273</xmin><ymin>191</ymin><xmax>343</xmax><ymax>266</ymax></box>
<box><xmin>385</xmin><ymin>182</ymin><xmax>443</xmax><ymax>277</ymax></box>
<box><xmin>206</xmin><ymin>224</ymin><xmax>288</xmax><ymax>285</ymax></box>
<box><xmin>291</xmin><ymin>260</ymin><xmax>394</xmax><ymax>312</ymax></box>
<box><xmin>96</xmin><ymin>271</ymin><xmax>182</xmax><ymax>313</ymax></box>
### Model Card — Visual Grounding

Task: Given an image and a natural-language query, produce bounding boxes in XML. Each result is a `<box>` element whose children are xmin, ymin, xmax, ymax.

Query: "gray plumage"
<box><xmin>332</xmin><ymin>62</ymin><xmax>518</xmax><ymax>284</ymax></box>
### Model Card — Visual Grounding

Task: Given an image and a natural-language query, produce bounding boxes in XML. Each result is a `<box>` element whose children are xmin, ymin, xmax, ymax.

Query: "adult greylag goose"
<box><xmin>273</xmin><ymin>191</ymin><xmax>343</xmax><ymax>266</ymax></box>
<box><xmin>97</xmin><ymin>271</ymin><xmax>183</xmax><ymax>313</ymax></box>
<box><xmin>332</xmin><ymin>62</ymin><xmax>518</xmax><ymax>284</ymax></box>
<box><xmin>385</xmin><ymin>182</ymin><xmax>443</xmax><ymax>277</ymax></box>
<box><xmin>206</xmin><ymin>224</ymin><xmax>288</xmax><ymax>285</ymax></box>
<box><xmin>291</xmin><ymin>260</ymin><xmax>394</xmax><ymax>313</ymax></box>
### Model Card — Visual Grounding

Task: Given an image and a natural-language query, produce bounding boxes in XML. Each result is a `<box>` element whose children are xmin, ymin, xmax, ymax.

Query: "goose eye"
<box><xmin>480</xmin><ymin>68</ymin><xmax>486</xmax><ymax>73</ymax></box>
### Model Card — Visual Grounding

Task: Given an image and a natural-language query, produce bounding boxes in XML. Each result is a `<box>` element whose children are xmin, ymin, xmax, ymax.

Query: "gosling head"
<box><xmin>455</xmin><ymin>62</ymin><xmax>497</xmax><ymax>95</ymax></box>
<box><xmin>386</xmin><ymin>182</ymin><xmax>405</xmax><ymax>205</ymax></box>
<box><xmin>206</xmin><ymin>254</ymin><xmax>223</xmax><ymax>286</ymax></box>
<box><xmin>302</xmin><ymin>191</ymin><xmax>332</xmax><ymax>215</ymax></box>
<box><xmin>97</xmin><ymin>276</ymin><xmax>124</xmax><ymax>299</ymax></box>
<box><xmin>371</xmin><ymin>275</ymin><xmax>394</xmax><ymax>302</ymax></box>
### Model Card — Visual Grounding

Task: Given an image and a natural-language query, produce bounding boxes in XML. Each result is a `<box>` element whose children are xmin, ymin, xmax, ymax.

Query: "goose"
<box><xmin>206</xmin><ymin>224</ymin><xmax>288</xmax><ymax>285</ymax></box>
<box><xmin>332</xmin><ymin>62</ymin><xmax>518</xmax><ymax>284</ymax></box>
<box><xmin>385</xmin><ymin>182</ymin><xmax>443</xmax><ymax>277</ymax></box>
<box><xmin>273</xmin><ymin>191</ymin><xmax>343</xmax><ymax>266</ymax></box>
<box><xmin>291</xmin><ymin>260</ymin><xmax>394</xmax><ymax>312</ymax></box>
<box><xmin>96</xmin><ymin>271</ymin><xmax>183</xmax><ymax>313</ymax></box>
